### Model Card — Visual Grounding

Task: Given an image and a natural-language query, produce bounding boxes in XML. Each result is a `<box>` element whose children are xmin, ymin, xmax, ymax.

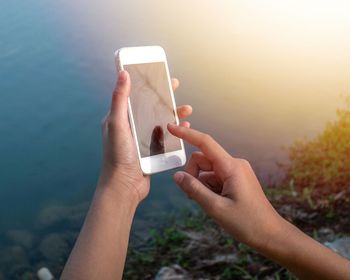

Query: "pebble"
<box><xmin>324</xmin><ymin>237</ymin><xmax>350</xmax><ymax>259</ymax></box>
<box><xmin>5</xmin><ymin>229</ymin><xmax>34</xmax><ymax>249</ymax></box>
<box><xmin>155</xmin><ymin>264</ymin><xmax>191</xmax><ymax>280</ymax></box>
<box><xmin>39</xmin><ymin>233</ymin><xmax>69</xmax><ymax>261</ymax></box>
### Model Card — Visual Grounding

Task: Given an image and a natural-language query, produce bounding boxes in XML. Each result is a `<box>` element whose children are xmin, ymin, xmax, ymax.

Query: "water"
<box><xmin>1</xmin><ymin>0</ymin><xmax>349</xmax><ymax>277</ymax></box>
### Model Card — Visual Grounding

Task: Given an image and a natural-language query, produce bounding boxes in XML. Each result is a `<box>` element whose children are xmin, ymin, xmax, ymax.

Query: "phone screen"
<box><xmin>124</xmin><ymin>62</ymin><xmax>182</xmax><ymax>158</ymax></box>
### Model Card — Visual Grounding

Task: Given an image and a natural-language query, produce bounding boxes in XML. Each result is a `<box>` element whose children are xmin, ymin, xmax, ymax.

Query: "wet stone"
<box><xmin>324</xmin><ymin>236</ymin><xmax>350</xmax><ymax>259</ymax></box>
<box><xmin>5</xmin><ymin>229</ymin><xmax>34</xmax><ymax>249</ymax></box>
<box><xmin>39</xmin><ymin>233</ymin><xmax>69</xmax><ymax>262</ymax></box>
<box><xmin>0</xmin><ymin>245</ymin><xmax>29</xmax><ymax>267</ymax></box>
<box><xmin>155</xmin><ymin>265</ymin><xmax>191</xmax><ymax>280</ymax></box>
<box><xmin>37</xmin><ymin>203</ymin><xmax>88</xmax><ymax>230</ymax></box>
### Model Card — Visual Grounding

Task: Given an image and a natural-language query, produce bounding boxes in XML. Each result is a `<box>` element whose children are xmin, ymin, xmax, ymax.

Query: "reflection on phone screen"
<box><xmin>124</xmin><ymin>62</ymin><xmax>181</xmax><ymax>157</ymax></box>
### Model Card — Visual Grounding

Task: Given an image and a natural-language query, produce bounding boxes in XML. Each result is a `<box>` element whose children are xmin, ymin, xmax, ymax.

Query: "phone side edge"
<box><xmin>114</xmin><ymin>49</ymin><xmax>145</xmax><ymax>174</ymax></box>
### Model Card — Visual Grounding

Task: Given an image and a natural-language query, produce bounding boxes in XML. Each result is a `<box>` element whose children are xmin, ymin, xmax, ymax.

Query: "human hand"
<box><xmin>167</xmin><ymin>124</ymin><xmax>286</xmax><ymax>251</ymax></box>
<box><xmin>98</xmin><ymin>70</ymin><xmax>192</xmax><ymax>203</ymax></box>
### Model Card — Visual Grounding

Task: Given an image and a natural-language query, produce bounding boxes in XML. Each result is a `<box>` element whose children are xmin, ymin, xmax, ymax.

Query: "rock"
<box><xmin>198</xmin><ymin>254</ymin><xmax>237</xmax><ymax>268</ymax></box>
<box><xmin>37</xmin><ymin>203</ymin><xmax>88</xmax><ymax>229</ymax></box>
<box><xmin>0</xmin><ymin>246</ymin><xmax>32</xmax><ymax>279</ymax></box>
<box><xmin>182</xmin><ymin>230</ymin><xmax>218</xmax><ymax>256</ymax></box>
<box><xmin>34</xmin><ymin>261</ymin><xmax>61</xmax><ymax>280</ymax></box>
<box><xmin>39</xmin><ymin>233</ymin><xmax>69</xmax><ymax>261</ymax></box>
<box><xmin>0</xmin><ymin>245</ymin><xmax>29</xmax><ymax>267</ymax></box>
<box><xmin>8</xmin><ymin>264</ymin><xmax>33</xmax><ymax>280</ymax></box>
<box><xmin>5</xmin><ymin>229</ymin><xmax>34</xmax><ymax>249</ymax></box>
<box><xmin>37</xmin><ymin>267</ymin><xmax>54</xmax><ymax>280</ymax></box>
<box><xmin>317</xmin><ymin>227</ymin><xmax>335</xmax><ymax>242</ymax></box>
<box><xmin>155</xmin><ymin>265</ymin><xmax>191</xmax><ymax>280</ymax></box>
<box><xmin>21</xmin><ymin>271</ymin><xmax>36</xmax><ymax>280</ymax></box>
<box><xmin>324</xmin><ymin>237</ymin><xmax>350</xmax><ymax>259</ymax></box>
<box><xmin>278</xmin><ymin>205</ymin><xmax>310</xmax><ymax>221</ymax></box>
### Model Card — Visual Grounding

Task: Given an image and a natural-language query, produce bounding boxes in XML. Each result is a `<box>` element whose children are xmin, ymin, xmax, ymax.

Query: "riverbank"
<box><xmin>0</xmin><ymin>185</ymin><xmax>349</xmax><ymax>279</ymax></box>
<box><xmin>125</xmin><ymin>190</ymin><xmax>350</xmax><ymax>279</ymax></box>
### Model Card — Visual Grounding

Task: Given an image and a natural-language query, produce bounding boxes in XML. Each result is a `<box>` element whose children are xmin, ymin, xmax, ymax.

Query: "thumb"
<box><xmin>110</xmin><ymin>70</ymin><xmax>130</xmax><ymax>122</ymax></box>
<box><xmin>174</xmin><ymin>171</ymin><xmax>221</xmax><ymax>216</ymax></box>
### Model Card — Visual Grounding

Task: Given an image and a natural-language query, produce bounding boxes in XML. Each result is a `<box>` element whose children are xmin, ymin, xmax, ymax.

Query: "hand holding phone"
<box><xmin>62</xmin><ymin>68</ymin><xmax>192</xmax><ymax>280</ymax></box>
<box><xmin>115</xmin><ymin>46</ymin><xmax>187</xmax><ymax>174</ymax></box>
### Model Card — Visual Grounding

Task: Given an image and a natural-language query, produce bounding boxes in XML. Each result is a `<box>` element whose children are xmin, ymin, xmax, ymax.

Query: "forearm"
<box><xmin>61</xmin><ymin>184</ymin><xmax>138</xmax><ymax>280</ymax></box>
<box><xmin>262</xmin><ymin>219</ymin><xmax>350</xmax><ymax>280</ymax></box>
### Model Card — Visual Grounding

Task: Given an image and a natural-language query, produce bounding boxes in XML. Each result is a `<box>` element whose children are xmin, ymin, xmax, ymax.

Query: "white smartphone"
<box><xmin>114</xmin><ymin>46</ymin><xmax>186</xmax><ymax>174</ymax></box>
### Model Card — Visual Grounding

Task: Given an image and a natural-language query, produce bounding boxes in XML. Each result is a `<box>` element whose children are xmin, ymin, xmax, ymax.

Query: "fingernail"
<box><xmin>174</xmin><ymin>172</ymin><xmax>184</xmax><ymax>184</ymax></box>
<box><xmin>118</xmin><ymin>70</ymin><xmax>127</xmax><ymax>83</ymax></box>
<box><xmin>167</xmin><ymin>122</ymin><xmax>176</xmax><ymax>128</ymax></box>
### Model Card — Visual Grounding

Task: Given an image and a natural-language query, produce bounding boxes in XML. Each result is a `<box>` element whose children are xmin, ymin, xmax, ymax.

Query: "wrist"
<box><xmin>257</xmin><ymin>215</ymin><xmax>297</xmax><ymax>260</ymax></box>
<box><xmin>254</xmin><ymin>213</ymin><xmax>292</xmax><ymax>253</ymax></box>
<box><xmin>96</xmin><ymin>170</ymin><xmax>142</xmax><ymax>207</ymax></box>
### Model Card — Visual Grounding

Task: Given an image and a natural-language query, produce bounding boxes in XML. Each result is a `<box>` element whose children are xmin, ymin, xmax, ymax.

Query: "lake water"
<box><xmin>1</xmin><ymin>0</ymin><xmax>349</xmax><ymax>278</ymax></box>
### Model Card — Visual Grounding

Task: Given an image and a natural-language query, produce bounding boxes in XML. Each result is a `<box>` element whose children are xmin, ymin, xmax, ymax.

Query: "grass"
<box><xmin>124</xmin><ymin>99</ymin><xmax>350</xmax><ymax>279</ymax></box>
<box><xmin>124</xmin><ymin>210</ymin><xmax>297</xmax><ymax>280</ymax></box>
<box><xmin>285</xmin><ymin>97</ymin><xmax>350</xmax><ymax>207</ymax></box>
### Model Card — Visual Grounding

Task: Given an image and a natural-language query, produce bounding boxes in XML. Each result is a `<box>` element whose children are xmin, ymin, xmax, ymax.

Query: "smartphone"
<box><xmin>114</xmin><ymin>46</ymin><xmax>186</xmax><ymax>174</ymax></box>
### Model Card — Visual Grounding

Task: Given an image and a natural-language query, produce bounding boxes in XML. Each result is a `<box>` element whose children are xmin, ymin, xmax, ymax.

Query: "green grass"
<box><xmin>124</xmin><ymin>99</ymin><xmax>350</xmax><ymax>279</ymax></box>
<box><xmin>285</xmin><ymin>97</ymin><xmax>350</xmax><ymax>207</ymax></box>
<box><xmin>124</xmin><ymin>210</ymin><xmax>297</xmax><ymax>280</ymax></box>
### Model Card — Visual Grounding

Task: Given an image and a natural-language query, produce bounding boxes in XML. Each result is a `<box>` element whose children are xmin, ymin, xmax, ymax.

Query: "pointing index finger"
<box><xmin>167</xmin><ymin>124</ymin><xmax>230</xmax><ymax>163</ymax></box>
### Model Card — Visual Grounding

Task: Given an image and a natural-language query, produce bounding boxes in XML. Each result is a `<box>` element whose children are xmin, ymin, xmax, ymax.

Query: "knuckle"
<box><xmin>198</xmin><ymin>133</ymin><xmax>211</xmax><ymax>148</ymax></box>
<box><xmin>112</xmin><ymin>89</ymin><xmax>119</xmax><ymax>99</ymax></box>
<box><xmin>112</xmin><ymin>88</ymin><xmax>125</xmax><ymax>102</ymax></box>
<box><xmin>107</xmin><ymin>117</ymin><xmax>116</xmax><ymax>131</ymax></box>
<box><xmin>112</xmin><ymin>85</ymin><xmax>120</xmax><ymax>95</ymax></box>
<box><xmin>221</xmin><ymin>160</ymin><xmax>241</xmax><ymax>179</ymax></box>
<box><xmin>227</xmin><ymin>159</ymin><xmax>238</xmax><ymax>171</ymax></box>
<box><xmin>184</xmin><ymin>178</ymin><xmax>198</xmax><ymax>199</ymax></box>
<box><xmin>237</xmin><ymin>158</ymin><xmax>251</xmax><ymax>169</ymax></box>
<box><xmin>202</xmin><ymin>133</ymin><xmax>212</xmax><ymax>142</ymax></box>
<box><xmin>230</xmin><ymin>158</ymin><xmax>248</xmax><ymax>170</ymax></box>
<box><xmin>191</xmin><ymin>151</ymin><xmax>203</xmax><ymax>160</ymax></box>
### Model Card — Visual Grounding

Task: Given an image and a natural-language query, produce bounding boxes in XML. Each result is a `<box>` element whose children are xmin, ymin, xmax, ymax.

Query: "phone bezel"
<box><xmin>114</xmin><ymin>46</ymin><xmax>186</xmax><ymax>174</ymax></box>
